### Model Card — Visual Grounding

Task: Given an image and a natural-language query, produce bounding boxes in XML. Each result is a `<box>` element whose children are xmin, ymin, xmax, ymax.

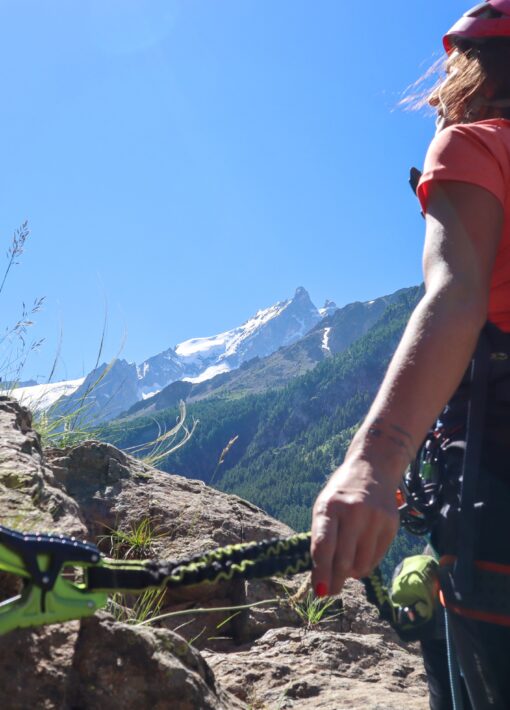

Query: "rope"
<box><xmin>87</xmin><ymin>532</ymin><xmax>313</xmax><ymax>592</ymax></box>
<box><xmin>0</xmin><ymin>523</ymin><xmax>433</xmax><ymax>640</ymax></box>
<box><xmin>88</xmin><ymin>532</ymin><xmax>424</xmax><ymax>641</ymax></box>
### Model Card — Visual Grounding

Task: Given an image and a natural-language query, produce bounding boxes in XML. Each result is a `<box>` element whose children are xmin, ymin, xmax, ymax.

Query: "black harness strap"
<box><xmin>442</xmin><ymin>560</ymin><xmax>510</xmax><ymax>620</ymax></box>
<box><xmin>449</xmin><ymin>329</ymin><xmax>490</xmax><ymax>601</ymax></box>
<box><xmin>436</xmin><ymin>323</ymin><xmax>510</xmax><ymax>618</ymax></box>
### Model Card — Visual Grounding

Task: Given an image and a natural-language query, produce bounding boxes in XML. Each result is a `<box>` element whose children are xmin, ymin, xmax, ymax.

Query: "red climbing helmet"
<box><xmin>443</xmin><ymin>0</ymin><xmax>510</xmax><ymax>53</ymax></box>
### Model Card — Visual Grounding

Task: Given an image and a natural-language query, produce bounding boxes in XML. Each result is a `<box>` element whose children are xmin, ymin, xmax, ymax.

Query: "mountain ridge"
<box><xmin>14</xmin><ymin>286</ymin><xmax>331</xmax><ymax>422</ymax></box>
<box><xmin>121</xmin><ymin>285</ymin><xmax>417</xmax><ymax>419</ymax></box>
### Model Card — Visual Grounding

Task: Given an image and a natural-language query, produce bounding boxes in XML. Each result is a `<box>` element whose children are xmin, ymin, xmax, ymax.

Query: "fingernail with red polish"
<box><xmin>315</xmin><ymin>582</ymin><xmax>328</xmax><ymax>597</ymax></box>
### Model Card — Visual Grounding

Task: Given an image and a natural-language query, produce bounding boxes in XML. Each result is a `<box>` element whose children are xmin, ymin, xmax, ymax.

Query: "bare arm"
<box><xmin>311</xmin><ymin>181</ymin><xmax>503</xmax><ymax>596</ymax></box>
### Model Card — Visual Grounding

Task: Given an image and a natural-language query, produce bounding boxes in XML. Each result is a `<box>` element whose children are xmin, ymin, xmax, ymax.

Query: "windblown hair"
<box><xmin>437</xmin><ymin>38</ymin><xmax>510</xmax><ymax>124</ymax></box>
<box><xmin>402</xmin><ymin>39</ymin><xmax>510</xmax><ymax>124</ymax></box>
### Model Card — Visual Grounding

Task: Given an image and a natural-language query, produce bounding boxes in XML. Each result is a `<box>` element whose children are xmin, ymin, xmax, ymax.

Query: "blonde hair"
<box><xmin>404</xmin><ymin>39</ymin><xmax>510</xmax><ymax>124</ymax></box>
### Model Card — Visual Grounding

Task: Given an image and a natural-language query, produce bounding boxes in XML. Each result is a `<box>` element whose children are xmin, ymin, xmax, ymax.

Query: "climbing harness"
<box><xmin>398</xmin><ymin>320</ymin><xmax>510</xmax><ymax>624</ymax></box>
<box><xmin>397</xmin><ymin>428</ymin><xmax>449</xmax><ymax>537</ymax></box>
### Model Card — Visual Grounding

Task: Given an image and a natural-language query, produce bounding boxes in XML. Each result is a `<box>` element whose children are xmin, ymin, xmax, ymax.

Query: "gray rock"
<box><xmin>68</xmin><ymin>612</ymin><xmax>243</xmax><ymax>710</ymax></box>
<box><xmin>0</xmin><ymin>614</ymin><xmax>241</xmax><ymax>709</ymax></box>
<box><xmin>0</xmin><ymin>396</ymin><xmax>86</xmax><ymax>537</ymax></box>
<box><xmin>203</xmin><ymin>627</ymin><xmax>429</xmax><ymax>709</ymax></box>
<box><xmin>44</xmin><ymin>440</ymin><xmax>293</xmax><ymax>557</ymax></box>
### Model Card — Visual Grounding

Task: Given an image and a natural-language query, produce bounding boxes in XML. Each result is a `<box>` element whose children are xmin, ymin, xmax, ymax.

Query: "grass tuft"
<box><xmin>287</xmin><ymin>589</ymin><xmax>342</xmax><ymax>628</ymax></box>
<box><xmin>98</xmin><ymin>518</ymin><xmax>165</xmax><ymax>560</ymax></box>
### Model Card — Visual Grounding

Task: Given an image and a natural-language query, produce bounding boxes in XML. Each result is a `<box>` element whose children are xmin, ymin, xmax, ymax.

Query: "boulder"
<box><xmin>0</xmin><ymin>397</ymin><xmax>86</xmax><ymax>537</ymax></box>
<box><xmin>0</xmin><ymin>613</ymin><xmax>241</xmax><ymax>709</ymax></box>
<box><xmin>44</xmin><ymin>440</ymin><xmax>293</xmax><ymax>559</ymax></box>
<box><xmin>44</xmin><ymin>439</ymin><xmax>302</xmax><ymax>648</ymax></box>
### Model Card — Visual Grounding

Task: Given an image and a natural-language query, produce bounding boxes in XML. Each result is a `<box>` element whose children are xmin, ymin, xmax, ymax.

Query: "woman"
<box><xmin>311</xmin><ymin>2</ymin><xmax>510</xmax><ymax>707</ymax></box>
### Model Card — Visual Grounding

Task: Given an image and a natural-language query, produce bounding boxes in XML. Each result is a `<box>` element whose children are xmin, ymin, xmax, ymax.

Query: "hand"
<box><xmin>311</xmin><ymin>459</ymin><xmax>399</xmax><ymax>596</ymax></box>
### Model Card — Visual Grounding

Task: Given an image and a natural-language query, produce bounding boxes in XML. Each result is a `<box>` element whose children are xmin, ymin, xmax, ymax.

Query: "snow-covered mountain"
<box><xmin>144</xmin><ymin>286</ymin><xmax>323</xmax><ymax>389</ymax></box>
<box><xmin>14</xmin><ymin>287</ymin><xmax>336</xmax><ymax>422</ymax></box>
<box><xmin>11</xmin><ymin>378</ymin><xmax>86</xmax><ymax>411</ymax></box>
<box><xmin>124</xmin><ymin>286</ymin><xmax>420</xmax><ymax>420</ymax></box>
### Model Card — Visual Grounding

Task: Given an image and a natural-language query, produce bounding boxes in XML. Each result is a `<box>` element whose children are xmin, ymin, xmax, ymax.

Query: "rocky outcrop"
<box><xmin>0</xmin><ymin>615</ymin><xmax>240</xmax><ymax>710</ymax></box>
<box><xmin>0</xmin><ymin>396</ymin><xmax>86</xmax><ymax>538</ymax></box>
<box><xmin>0</xmin><ymin>397</ymin><xmax>429</xmax><ymax>708</ymax></box>
<box><xmin>44</xmin><ymin>440</ymin><xmax>292</xmax><ymax>558</ymax></box>
<box><xmin>205</xmin><ymin>628</ymin><xmax>426</xmax><ymax>709</ymax></box>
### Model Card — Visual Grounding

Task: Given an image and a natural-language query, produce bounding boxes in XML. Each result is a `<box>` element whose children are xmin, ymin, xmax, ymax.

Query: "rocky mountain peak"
<box><xmin>15</xmin><ymin>288</ymin><xmax>330</xmax><ymax>422</ymax></box>
<box><xmin>320</xmin><ymin>299</ymin><xmax>338</xmax><ymax>317</ymax></box>
<box><xmin>293</xmin><ymin>285</ymin><xmax>311</xmax><ymax>300</ymax></box>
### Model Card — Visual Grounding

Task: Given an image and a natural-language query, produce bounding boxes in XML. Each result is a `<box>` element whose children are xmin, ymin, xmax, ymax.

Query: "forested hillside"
<box><xmin>103</xmin><ymin>286</ymin><xmax>424</xmax><ymax>574</ymax></box>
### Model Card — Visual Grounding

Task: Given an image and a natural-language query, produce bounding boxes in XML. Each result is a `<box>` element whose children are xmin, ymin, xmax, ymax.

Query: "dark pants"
<box><xmin>420</xmin><ymin>609</ymin><xmax>510</xmax><ymax>710</ymax></box>
<box><xmin>448</xmin><ymin>612</ymin><xmax>510</xmax><ymax>709</ymax></box>
<box><xmin>421</xmin><ymin>625</ymin><xmax>471</xmax><ymax>710</ymax></box>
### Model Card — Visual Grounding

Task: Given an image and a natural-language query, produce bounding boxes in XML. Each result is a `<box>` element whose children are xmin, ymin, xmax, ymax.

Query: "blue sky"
<box><xmin>0</xmin><ymin>1</ymin><xmax>471</xmax><ymax>381</ymax></box>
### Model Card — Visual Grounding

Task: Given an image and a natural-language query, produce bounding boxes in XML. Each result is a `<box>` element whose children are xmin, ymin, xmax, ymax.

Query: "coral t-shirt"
<box><xmin>417</xmin><ymin>119</ymin><xmax>510</xmax><ymax>332</ymax></box>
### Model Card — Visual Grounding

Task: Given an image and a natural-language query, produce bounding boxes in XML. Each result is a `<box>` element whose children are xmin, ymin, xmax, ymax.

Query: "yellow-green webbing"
<box><xmin>87</xmin><ymin>532</ymin><xmax>313</xmax><ymax>592</ymax></box>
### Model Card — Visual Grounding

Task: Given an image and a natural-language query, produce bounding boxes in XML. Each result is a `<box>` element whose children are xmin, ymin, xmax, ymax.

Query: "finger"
<box><xmin>372</xmin><ymin>523</ymin><xmax>398</xmax><ymax>569</ymax></box>
<box><xmin>311</xmin><ymin>502</ymin><xmax>339</xmax><ymax>597</ymax></box>
<box><xmin>353</xmin><ymin>508</ymin><xmax>398</xmax><ymax>577</ymax></box>
<box><xmin>352</xmin><ymin>528</ymin><xmax>378</xmax><ymax>579</ymax></box>
<box><xmin>330</xmin><ymin>521</ymin><xmax>358</xmax><ymax>595</ymax></box>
